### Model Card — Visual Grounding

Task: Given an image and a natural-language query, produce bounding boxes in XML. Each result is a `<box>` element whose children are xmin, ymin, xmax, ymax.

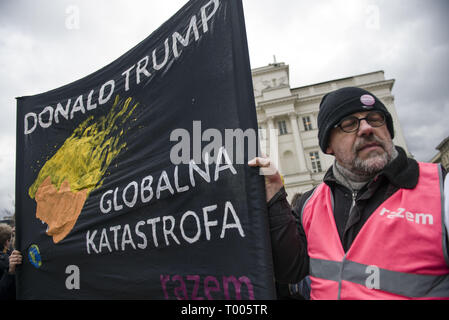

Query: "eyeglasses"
<box><xmin>334</xmin><ymin>111</ymin><xmax>386</xmax><ymax>133</ymax></box>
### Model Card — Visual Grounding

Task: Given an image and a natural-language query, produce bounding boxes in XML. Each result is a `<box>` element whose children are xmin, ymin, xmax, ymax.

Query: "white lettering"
<box><xmin>70</xmin><ymin>95</ymin><xmax>85</xmax><ymax>119</ymax></box>
<box><xmin>99</xmin><ymin>228</ymin><xmax>112</xmax><ymax>253</ymax></box>
<box><xmin>147</xmin><ymin>217</ymin><xmax>161</xmax><ymax>247</ymax></box>
<box><xmin>203</xmin><ymin>205</ymin><xmax>218</xmax><ymax>240</ymax></box>
<box><xmin>405</xmin><ymin>211</ymin><xmax>414</xmax><ymax>222</ymax></box>
<box><xmin>110</xmin><ymin>225</ymin><xmax>121</xmax><ymax>251</ymax></box>
<box><xmin>157</xmin><ymin>170</ymin><xmax>175</xmax><ymax>199</ymax></box>
<box><xmin>172</xmin><ymin>15</ymin><xmax>200</xmax><ymax>58</ymax></box>
<box><xmin>136</xmin><ymin>56</ymin><xmax>151</xmax><ymax>84</ymax></box>
<box><xmin>163</xmin><ymin>215</ymin><xmax>180</xmax><ymax>246</ymax></box>
<box><xmin>39</xmin><ymin>106</ymin><xmax>54</xmax><ymax>128</ymax></box>
<box><xmin>415</xmin><ymin>213</ymin><xmax>434</xmax><ymax>225</ymax></box>
<box><xmin>135</xmin><ymin>221</ymin><xmax>147</xmax><ymax>249</ymax></box>
<box><xmin>180</xmin><ymin>211</ymin><xmax>201</xmax><ymax>244</ymax></box>
<box><xmin>100</xmin><ymin>190</ymin><xmax>113</xmax><ymax>214</ymax></box>
<box><xmin>86</xmin><ymin>201</ymin><xmax>244</xmax><ymax>255</ymax></box>
<box><xmin>98</xmin><ymin>80</ymin><xmax>115</xmax><ymax>105</ymax></box>
<box><xmin>221</xmin><ymin>201</ymin><xmax>245</xmax><ymax>238</ymax></box>
<box><xmin>152</xmin><ymin>38</ymin><xmax>169</xmax><ymax>70</ymax></box>
<box><xmin>99</xmin><ymin>148</ymin><xmax>237</xmax><ymax>214</ymax></box>
<box><xmin>24</xmin><ymin>112</ymin><xmax>37</xmax><ymax>135</ymax></box>
<box><xmin>121</xmin><ymin>224</ymin><xmax>136</xmax><ymax>250</ymax></box>
<box><xmin>387</xmin><ymin>207</ymin><xmax>405</xmax><ymax>219</ymax></box>
<box><xmin>25</xmin><ymin>1</ymin><xmax>223</xmax><ymax>136</ymax></box>
<box><xmin>113</xmin><ymin>187</ymin><xmax>123</xmax><ymax>211</ymax></box>
<box><xmin>214</xmin><ymin>147</ymin><xmax>237</xmax><ymax>181</ymax></box>
<box><xmin>86</xmin><ymin>230</ymin><xmax>98</xmax><ymax>254</ymax></box>
<box><xmin>189</xmin><ymin>158</ymin><xmax>211</xmax><ymax>187</ymax></box>
<box><xmin>380</xmin><ymin>207</ymin><xmax>434</xmax><ymax>226</ymax></box>
<box><xmin>54</xmin><ymin>99</ymin><xmax>71</xmax><ymax>123</ymax></box>
<box><xmin>379</xmin><ymin>207</ymin><xmax>389</xmax><ymax>216</ymax></box>
<box><xmin>123</xmin><ymin>181</ymin><xmax>138</xmax><ymax>208</ymax></box>
<box><xmin>201</xmin><ymin>0</ymin><xmax>220</xmax><ymax>33</ymax></box>
<box><xmin>141</xmin><ymin>175</ymin><xmax>154</xmax><ymax>203</ymax></box>
<box><xmin>174</xmin><ymin>166</ymin><xmax>189</xmax><ymax>193</ymax></box>
<box><xmin>86</xmin><ymin>89</ymin><xmax>97</xmax><ymax>110</ymax></box>
<box><xmin>121</xmin><ymin>65</ymin><xmax>135</xmax><ymax>92</ymax></box>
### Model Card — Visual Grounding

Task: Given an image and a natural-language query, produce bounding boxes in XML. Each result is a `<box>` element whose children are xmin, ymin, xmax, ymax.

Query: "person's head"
<box><xmin>0</xmin><ymin>223</ymin><xmax>13</xmax><ymax>251</ymax></box>
<box><xmin>291</xmin><ymin>192</ymin><xmax>303</xmax><ymax>209</ymax></box>
<box><xmin>318</xmin><ymin>87</ymin><xmax>396</xmax><ymax>176</ymax></box>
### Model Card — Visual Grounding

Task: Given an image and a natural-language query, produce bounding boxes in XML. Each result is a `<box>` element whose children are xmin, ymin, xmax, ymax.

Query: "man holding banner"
<box><xmin>249</xmin><ymin>86</ymin><xmax>449</xmax><ymax>299</ymax></box>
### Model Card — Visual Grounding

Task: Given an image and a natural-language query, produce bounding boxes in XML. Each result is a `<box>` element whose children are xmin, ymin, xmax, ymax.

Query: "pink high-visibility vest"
<box><xmin>301</xmin><ymin>162</ymin><xmax>449</xmax><ymax>299</ymax></box>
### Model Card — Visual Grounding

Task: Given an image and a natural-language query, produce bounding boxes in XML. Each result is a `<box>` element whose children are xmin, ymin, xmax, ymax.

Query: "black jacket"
<box><xmin>268</xmin><ymin>146</ymin><xmax>447</xmax><ymax>284</ymax></box>
<box><xmin>0</xmin><ymin>252</ymin><xmax>9</xmax><ymax>280</ymax></box>
<box><xmin>0</xmin><ymin>251</ymin><xmax>15</xmax><ymax>300</ymax></box>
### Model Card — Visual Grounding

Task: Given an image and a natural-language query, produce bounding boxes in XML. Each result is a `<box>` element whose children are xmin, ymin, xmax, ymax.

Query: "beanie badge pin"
<box><xmin>360</xmin><ymin>94</ymin><xmax>375</xmax><ymax>106</ymax></box>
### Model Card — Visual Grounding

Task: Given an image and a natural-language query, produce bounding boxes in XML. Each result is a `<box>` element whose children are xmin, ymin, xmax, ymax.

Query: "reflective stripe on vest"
<box><xmin>310</xmin><ymin>257</ymin><xmax>449</xmax><ymax>298</ymax></box>
<box><xmin>302</xmin><ymin>162</ymin><xmax>449</xmax><ymax>299</ymax></box>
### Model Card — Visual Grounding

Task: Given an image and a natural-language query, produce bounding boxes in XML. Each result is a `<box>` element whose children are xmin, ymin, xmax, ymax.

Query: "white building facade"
<box><xmin>252</xmin><ymin>62</ymin><xmax>409</xmax><ymax>202</ymax></box>
<box><xmin>431</xmin><ymin>136</ymin><xmax>449</xmax><ymax>171</ymax></box>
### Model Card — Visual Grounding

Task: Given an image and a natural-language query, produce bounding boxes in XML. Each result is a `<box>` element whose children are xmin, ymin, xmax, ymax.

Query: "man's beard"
<box><xmin>352</xmin><ymin>135</ymin><xmax>396</xmax><ymax>176</ymax></box>
<box><xmin>351</xmin><ymin>135</ymin><xmax>395</xmax><ymax>176</ymax></box>
<box><xmin>353</xmin><ymin>150</ymin><xmax>389</xmax><ymax>176</ymax></box>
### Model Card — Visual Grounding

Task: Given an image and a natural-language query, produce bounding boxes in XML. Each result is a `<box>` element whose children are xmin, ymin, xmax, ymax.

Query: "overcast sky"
<box><xmin>1</xmin><ymin>0</ymin><xmax>448</xmax><ymax>217</ymax></box>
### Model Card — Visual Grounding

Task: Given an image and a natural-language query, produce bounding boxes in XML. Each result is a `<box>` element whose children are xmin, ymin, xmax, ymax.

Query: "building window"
<box><xmin>278</xmin><ymin>120</ymin><xmax>288</xmax><ymax>135</ymax></box>
<box><xmin>302</xmin><ymin>116</ymin><xmax>313</xmax><ymax>131</ymax></box>
<box><xmin>309</xmin><ymin>151</ymin><xmax>322</xmax><ymax>173</ymax></box>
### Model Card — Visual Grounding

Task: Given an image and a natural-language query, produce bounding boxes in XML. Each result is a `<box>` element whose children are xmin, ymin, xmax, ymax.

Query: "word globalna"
<box><xmin>100</xmin><ymin>146</ymin><xmax>236</xmax><ymax>214</ymax></box>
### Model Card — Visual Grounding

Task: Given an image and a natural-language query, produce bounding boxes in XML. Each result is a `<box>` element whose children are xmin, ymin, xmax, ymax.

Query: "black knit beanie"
<box><xmin>317</xmin><ymin>87</ymin><xmax>394</xmax><ymax>153</ymax></box>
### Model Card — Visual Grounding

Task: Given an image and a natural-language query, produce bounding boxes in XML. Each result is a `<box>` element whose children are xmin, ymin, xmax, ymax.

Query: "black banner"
<box><xmin>15</xmin><ymin>0</ymin><xmax>275</xmax><ymax>299</ymax></box>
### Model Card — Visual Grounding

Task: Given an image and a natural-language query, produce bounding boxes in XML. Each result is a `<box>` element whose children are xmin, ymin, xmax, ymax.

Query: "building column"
<box><xmin>289</xmin><ymin>112</ymin><xmax>307</xmax><ymax>173</ymax></box>
<box><xmin>266</xmin><ymin>116</ymin><xmax>282</xmax><ymax>173</ymax></box>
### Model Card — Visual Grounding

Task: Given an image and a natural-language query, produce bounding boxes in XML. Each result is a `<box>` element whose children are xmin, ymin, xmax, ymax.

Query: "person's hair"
<box><xmin>290</xmin><ymin>192</ymin><xmax>303</xmax><ymax>209</ymax></box>
<box><xmin>0</xmin><ymin>223</ymin><xmax>13</xmax><ymax>249</ymax></box>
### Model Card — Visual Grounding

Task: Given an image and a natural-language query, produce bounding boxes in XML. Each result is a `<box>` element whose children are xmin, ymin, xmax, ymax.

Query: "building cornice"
<box><xmin>292</xmin><ymin>79</ymin><xmax>395</xmax><ymax>103</ymax></box>
<box><xmin>436</xmin><ymin>136</ymin><xmax>449</xmax><ymax>150</ymax></box>
<box><xmin>257</xmin><ymin>95</ymin><xmax>298</xmax><ymax>108</ymax></box>
<box><xmin>360</xmin><ymin>79</ymin><xmax>395</xmax><ymax>92</ymax></box>
<box><xmin>296</xmin><ymin>94</ymin><xmax>324</xmax><ymax>104</ymax></box>
<box><xmin>290</xmin><ymin>70</ymin><xmax>386</xmax><ymax>90</ymax></box>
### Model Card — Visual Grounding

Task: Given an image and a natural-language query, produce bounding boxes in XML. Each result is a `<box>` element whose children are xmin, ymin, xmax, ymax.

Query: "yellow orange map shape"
<box><xmin>35</xmin><ymin>177</ymin><xmax>88</xmax><ymax>243</ymax></box>
<box><xmin>28</xmin><ymin>95</ymin><xmax>139</xmax><ymax>243</ymax></box>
